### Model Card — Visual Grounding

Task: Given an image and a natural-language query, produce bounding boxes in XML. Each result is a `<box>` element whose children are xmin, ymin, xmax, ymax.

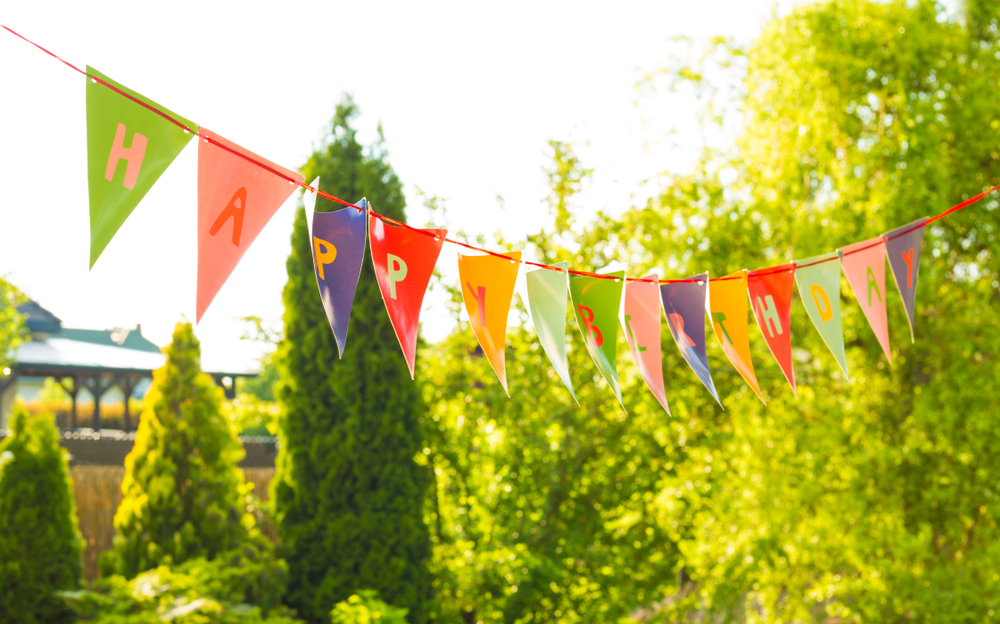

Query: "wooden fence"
<box><xmin>71</xmin><ymin>465</ymin><xmax>276</xmax><ymax>581</ymax></box>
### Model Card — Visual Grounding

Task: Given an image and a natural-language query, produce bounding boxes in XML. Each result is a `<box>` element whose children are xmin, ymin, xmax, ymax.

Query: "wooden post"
<box><xmin>115</xmin><ymin>375</ymin><xmax>141</xmax><ymax>432</ymax></box>
<box><xmin>58</xmin><ymin>376</ymin><xmax>80</xmax><ymax>430</ymax></box>
<box><xmin>82</xmin><ymin>375</ymin><xmax>113</xmax><ymax>431</ymax></box>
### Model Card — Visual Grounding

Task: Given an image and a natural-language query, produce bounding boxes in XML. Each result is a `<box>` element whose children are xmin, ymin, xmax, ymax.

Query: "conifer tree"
<box><xmin>273</xmin><ymin>97</ymin><xmax>431</xmax><ymax>623</ymax></box>
<box><xmin>0</xmin><ymin>408</ymin><xmax>82</xmax><ymax>623</ymax></box>
<box><xmin>107</xmin><ymin>321</ymin><xmax>255</xmax><ymax>578</ymax></box>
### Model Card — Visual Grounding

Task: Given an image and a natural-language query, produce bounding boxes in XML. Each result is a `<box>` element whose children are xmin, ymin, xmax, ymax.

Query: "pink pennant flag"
<box><xmin>197</xmin><ymin>129</ymin><xmax>304</xmax><ymax>322</ymax></box>
<box><xmin>622</xmin><ymin>275</ymin><xmax>670</xmax><ymax>414</ymax></box>
<box><xmin>839</xmin><ymin>238</ymin><xmax>891</xmax><ymax>362</ymax></box>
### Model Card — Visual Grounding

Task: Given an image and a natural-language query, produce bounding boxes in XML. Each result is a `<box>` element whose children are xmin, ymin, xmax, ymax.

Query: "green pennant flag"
<box><xmin>86</xmin><ymin>66</ymin><xmax>198</xmax><ymax>268</ymax></box>
<box><xmin>569</xmin><ymin>270</ymin><xmax>625</xmax><ymax>410</ymax></box>
<box><xmin>525</xmin><ymin>261</ymin><xmax>577</xmax><ymax>404</ymax></box>
<box><xmin>794</xmin><ymin>252</ymin><xmax>849</xmax><ymax>377</ymax></box>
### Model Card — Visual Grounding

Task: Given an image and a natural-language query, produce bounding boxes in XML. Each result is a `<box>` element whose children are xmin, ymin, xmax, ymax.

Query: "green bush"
<box><xmin>61</xmin><ymin>542</ymin><xmax>300</xmax><ymax>624</ymax></box>
<box><xmin>0</xmin><ymin>407</ymin><xmax>83</xmax><ymax>623</ymax></box>
<box><xmin>330</xmin><ymin>591</ymin><xmax>408</xmax><ymax>624</ymax></box>
<box><xmin>105</xmin><ymin>322</ymin><xmax>258</xmax><ymax>578</ymax></box>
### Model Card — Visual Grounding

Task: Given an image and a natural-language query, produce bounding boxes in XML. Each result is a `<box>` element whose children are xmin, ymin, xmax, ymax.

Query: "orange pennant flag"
<box><xmin>458</xmin><ymin>252</ymin><xmax>521</xmax><ymax>395</ymax></box>
<box><xmin>709</xmin><ymin>270</ymin><xmax>765</xmax><ymax>404</ymax></box>
<box><xmin>196</xmin><ymin>129</ymin><xmax>304</xmax><ymax>322</ymax></box>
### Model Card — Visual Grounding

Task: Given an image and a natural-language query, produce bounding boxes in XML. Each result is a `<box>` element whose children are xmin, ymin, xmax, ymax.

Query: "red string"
<box><xmin>4</xmin><ymin>23</ymin><xmax>996</xmax><ymax>286</ymax></box>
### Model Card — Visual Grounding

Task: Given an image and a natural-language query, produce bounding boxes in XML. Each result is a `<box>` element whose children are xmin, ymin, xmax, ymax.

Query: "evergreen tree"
<box><xmin>273</xmin><ymin>97</ymin><xmax>431</xmax><ymax>623</ymax></box>
<box><xmin>0</xmin><ymin>407</ymin><xmax>82</xmax><ymax>623</ymax></box>
<box><xmin>107</xmin><ymin>321</ymin><xmax>256</xmax><ymax>578</ymax></box>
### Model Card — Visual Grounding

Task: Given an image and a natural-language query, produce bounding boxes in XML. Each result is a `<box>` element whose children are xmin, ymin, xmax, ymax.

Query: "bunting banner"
<box><xmin>748</xmin><ymin>264</ymin><xmax>797</xmax><ymax>396</ymax></box>
<box><xmin>86</xmin><ymin>66</ymin><xmax>198</xmax><ymax>268</ymax></box>
<box><xmin>525</xmin><ymin>262</ymin><xmax>578</xmax><ymax>403</ymax></box>
<box><xmin>709</xmin><ymin>270</ymin><xmax>765</xmax><ymax>404</ymax></box>
<box><xmin>622</xmin><ymin>275</ymin><xmax>670</xmax><ymax>414</ymax></box>
<box><xmin>370</xmin><ymin>214</ymin><xmax>447</xmax><ymax>378</ymax></box>
<box><xmin>458</xmin><ymin>252</ymin><xmax>521</xmax><ymax>395</ymax></box>
<box><xmin>883</xmin><ymin>218</ymin><xmax>928</xmax><ymax>342</ymax></box>
<box><xmin>312</xmin><ymin>198</ymin><xmax>368</xmax><ymax>358</ymax></box>
<box><xmin>569</xmin><ymin>271</ymin><xmax>625</xmax><ymax>409</ymax></box>
<box><xmin>660</xmin><ymin>273</ymin><xmax>720</xmax><ymax>404</ymax></box>
<box><xmin>839</xmin><ymin>238</ymin><xmax>891</xmax><ymax>362</ymax></box>
<box><xmin>196</xmin><ymin>129</ymin><xmax>305</xmax><ymax>321</ymax></box>
<box><xmin>794</xmin><ymin>252</ymin><xmax>849</xmax><ymax>377</ymax></box>
<box><xmin>4</xmin><ymin>24</ymin><xmax>999</xmax><ymax>412</ymax></box>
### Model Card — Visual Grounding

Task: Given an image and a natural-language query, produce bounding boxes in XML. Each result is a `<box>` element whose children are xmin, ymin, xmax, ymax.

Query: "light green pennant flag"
<box><xmin>569</xmin><ymin>270</ymin><xmax>625</xmax><ymax>410</ymax></box>
<box><xmin>795</xmin><ymin>252</ymin><xmax>849</xmax><ymax>377</ymax></box>
<box><xmin>86</xmin><ymin>66</ymin><xmax>199</xmax><ymax>268</ymax></box>
<box><xmin>524</xmin><ymin>262</ymin><xmax>577</xmax><ymax>404</ymax></box>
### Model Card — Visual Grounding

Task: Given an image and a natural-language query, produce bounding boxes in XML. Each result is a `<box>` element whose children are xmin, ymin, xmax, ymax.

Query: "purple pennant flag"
<box><xmin>882</xmin><ymin>217</ymin><xmax>928</xmax><ymax>342</ymax></box>
<box><xmin>660</xmin><ymin>272</ymin><xmax>720</xmax><ymax>405</ymax></box>
<box><xmin>312</xmin><ymin>198</ymin><xmax>368</xmax><ymax>358</ymax></box>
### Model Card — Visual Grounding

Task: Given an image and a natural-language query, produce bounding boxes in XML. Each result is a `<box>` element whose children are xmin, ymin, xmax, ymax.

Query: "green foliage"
<box><xmin>224</xmin><ymin>394</ymin><xmax>279</xmax><ymax>437</ymax></box>
<box><xmin>61</xmin><ymin>543</ymin><xmax>299</xmax><ymax>624</ymax></box>
<box><xmin>0</xmin><ymin>407</ymin><xmax>83</xmax><ymax>623</ymax></box>
<box><xmin>106</xmin><ymin>322</ymin><xmax>259</xmax><ymax>578</ymax></box>
<box><xmin>239</xmin><ymin>316</ymin><xmax>282</xmax><ymax>402</ymax></box>
<box><xmin>272</xmin><ymin>96</ymin><xmax>431</xmax><ymax>623</ymax></box>
<box><xmin>0</xmin><ymin>276</ymin><xmax>26</xmax><ymax>370</ymax></box>
<box><xmin>330</xmin><ymin>591</ymin><xmax>408</xmax><ymax>624</ymax></box>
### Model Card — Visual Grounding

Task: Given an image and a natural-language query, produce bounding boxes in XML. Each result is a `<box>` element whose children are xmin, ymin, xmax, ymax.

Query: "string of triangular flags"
<box><xmin>5</xmin><ymin>24</ymin><xmax>997</xmax><ymax>412</ymax></box>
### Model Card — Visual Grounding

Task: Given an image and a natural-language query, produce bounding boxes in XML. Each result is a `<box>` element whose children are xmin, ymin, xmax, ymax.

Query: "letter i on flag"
<box><xmin>747</xmin><ymin>264</ymin><xmax>797</xmax><ymax>396</ymax></box>
<box><xmin>458</xmin><ymin>252</ymin><xmax>522</xmax><ymax>395</ymax></box>
<box><xmin>86</xmin><ymin>66</ymin><xmax>199</xmax><ymax>268</ymax></box>
<box><xmin>525</xmin><ymin>262</ymin><xmax>578</xmax><ymax>403</ymax></box>
<box><xmin>709</xmin><ymin>270</ymin><xmax>765</xmax><ymax>404</ymax></box>
<box><xmin>196</xmin><ymin>129</ymin><xmax>305</xmax><ymax>322</ymax></box>
<box><xmin>794</xmin><ymin>252</ymin><xmax>849</xmax><ymax>377</ymax></box>
<box><xmin>311</xmin><ymin>191</ymin><xmax>368</xmax><ymax>358</ymax></box>
<box><xmin>570</xmin><ymin>270</ymin><xmax>626</xmax><ymax>410</ymax></box>
<box><xmin>660</xmin><ymin>273</ymin><xmax>720</xmax><ymax>405</ymax></box>
<box><xmin>370</xmin><ymin>214</ymin><xmax>447</xmax><ymax>377</ymax></box>
<box><xmin>839</xmin><ymin>238</ymin><xmax>891</xmax><ymax>362</ymax></box>
<box><xmin>623</xmin><ymin>275</ymin><xmax>670</xmax><ymax>414</ymax></box>
<box><xmin>883</xmin><ymin>217</ymin><xmax>928</xmax><ymax>342</ymax></box>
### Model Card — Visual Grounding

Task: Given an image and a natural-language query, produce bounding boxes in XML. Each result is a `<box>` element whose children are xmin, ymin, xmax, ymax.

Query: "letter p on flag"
<box><xmin>387</xmin><ymin>254</ymin><xmax>408</xmax><ymax>299</ymax></box>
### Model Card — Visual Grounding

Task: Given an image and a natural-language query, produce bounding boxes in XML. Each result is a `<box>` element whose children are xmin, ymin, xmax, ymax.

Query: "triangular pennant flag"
<box><xmin>623</xmin><ymin>274</ymin><xmax>670</xmax><ymax>414</ymax></box>
<box><xmin>660</xmin><ymin>273</ymin><xmax>720</xmax><ymax>405</ymax></box>
<box><xmin>795</xmin><ymin>252</ymin><xmax>849</xmax><ymax>377</ymax></box>
<box><xmin>458</xmin><ymin>252</ymin><xmax>521</xmax><ymax>395</ymax></box>
<box><xmin>370</xmin><ymin>214</ymin><xmax>447</xmax><ymax>378</ymax></box>
<box><xmin>311</xmin><ymin>199</ymin><xmax>368</xmax><ymax>358</ymax></box>
<box><xmin>86</xmin><ymin>66</ymin><xmax>198</xmax><ymax>268</ymax></box>
<box><xmin>748</xmin><ymin>264</ymin><xmax>797</xmax><ymax>396</ymax></box>
<box><xmin>839</xmin><ymin>238</ymin><xmax>891</xmax><ymax>362</ymax></box>
<box><xmin>196</xmin><ymin>129</ymin><xmax>305</xmax><ymax>321</ymax></box>
<box><xmin>525</xmin><ymin>262</ymin><xmax>578</xmax><ymax>403</ymax></box>
<box><xmin>882</xmin><ymin>217</ymin><xmax>928</xmax><ymax>342</ymax></box>
<box><xmin>709</xmin><ymin>270</ymin><xmax>765</xmax><ymax>404</ymax></box>
<box><xmin>569</xmin><ymin>270</ymin><xmax>626</xmax><ymax>409</ymax></box>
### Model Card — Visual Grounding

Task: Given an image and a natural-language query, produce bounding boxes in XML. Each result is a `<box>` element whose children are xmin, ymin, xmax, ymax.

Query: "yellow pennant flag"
<box><xmin>709</xmin><ymin>270</ymin><xmax>765</xmax><ymax>404</ymax></box>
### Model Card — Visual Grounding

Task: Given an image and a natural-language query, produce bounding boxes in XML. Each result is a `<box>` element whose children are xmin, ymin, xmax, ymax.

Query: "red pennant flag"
<box><xmin>197</xmin><ymin>129</ymin><xmax>304</xmax><ymax>322</ymax></box>
<box><xmin>747</xmin><ymin>264</ymin><xmax>797</xmax><ymax>396</ymax></box>
<box><xmin>839</xmin><ymin>238</ymin><xmax>891</xmax><ymax>362</ymax></box>
<box><xmin>369</xmin><ymin>215</ymin><xmax>447</xmax><ymax>379</ymax></box>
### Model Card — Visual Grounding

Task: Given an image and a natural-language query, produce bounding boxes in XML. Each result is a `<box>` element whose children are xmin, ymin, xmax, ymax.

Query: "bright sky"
<box><xmin>0</xmin><ymin>1</ymin><xmax>796</xmax><ymax>372</ymax></box>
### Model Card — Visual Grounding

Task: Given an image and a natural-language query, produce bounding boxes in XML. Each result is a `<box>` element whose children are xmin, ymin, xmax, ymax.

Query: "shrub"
<box><xmin>330</xmin><ymin>591</ymin><xmax>408</xmax><ymax>624</ymax></box>
<box><xmin>0</xmin><ymin>407</ymin><xmax>83</xmax><ymax>623</ymax></box>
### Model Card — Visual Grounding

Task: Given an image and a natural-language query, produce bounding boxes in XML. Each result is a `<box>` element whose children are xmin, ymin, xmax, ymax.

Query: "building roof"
<box><xmin>18</xmin><ymin>300</ymin><xmax>63</xmax><ymax>334</ymax></box>
<box><xmin>16</xmin><ymin>337</ymin><xmax>166</xmax><ymax>375</ymax></box>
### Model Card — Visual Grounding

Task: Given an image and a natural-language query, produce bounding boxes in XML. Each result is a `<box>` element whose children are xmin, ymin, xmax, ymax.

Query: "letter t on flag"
<box><xmin>86</xmin><ymin>66</ymin><xmax>199</xmax><ymax>268</ymax></box>
<box><xmin>196</xmin><ymin>129</ymin><xmax>304</xmax><ymax>322</ymax></box>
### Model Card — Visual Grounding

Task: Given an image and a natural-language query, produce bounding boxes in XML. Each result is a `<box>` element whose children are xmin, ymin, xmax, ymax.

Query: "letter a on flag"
<box><xmin>86</xmin><ymin>66</ymin><xmax>199</xmax><ymax>268</ymax></box>
<box><xmin>748</xmin><ymin>264</ymin><xmax>797</xmax><ymax>396</ymax></box>
<box><xmin>660</xmin><ymin>273</ymin><xmax>720</xmax><ymax>405</ymax></box>
<box><xmin>795</xmin><ymin>253</ymin><xmax>849</xmax><ymax>377</ymax></box>
<box><xmin>525</xmin><ymin>262</ymin><xmax>578</xmax><ymax>404</ymax></box>
<box><xmin>883</xmin><ymin>217</ymin><xmax>928</xmax><ymax>342</ymax></box>
<box><xmin>196</xmin><ymin>129</ymin><xmax>304</xmax><ymax>321</ymax></box>
<box><xmin>623</xmin><ymin>275</ymin><xmax>670</xmax><ymax>414</ymax></box>
<box><xmin>570</xmin><ymin>271</ymin><xmax>626</xmax><ymax>410</ymax></box>
<box><xmin>839</xmin><ymin>238</ymin><xmax>891</xmax><ymax>362</ymax></box>
<box><xmin>709</xmin><ymin>270</ymin><xmax>765</xmax><ymax>404</ymax></box>
<box><xmin>312</xmin><ymin>196</ymin><xmax>368</xmax><ymax>358</ymax></box>
<box><xmin>458</xmin><ymin>252</ymin><xmax>521</xmax><ymax>395</ymax></box>
<box><xmin>370</xmin><ymin>214</ymin><xmax>447</xmax><ymax>377</ymax></box>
